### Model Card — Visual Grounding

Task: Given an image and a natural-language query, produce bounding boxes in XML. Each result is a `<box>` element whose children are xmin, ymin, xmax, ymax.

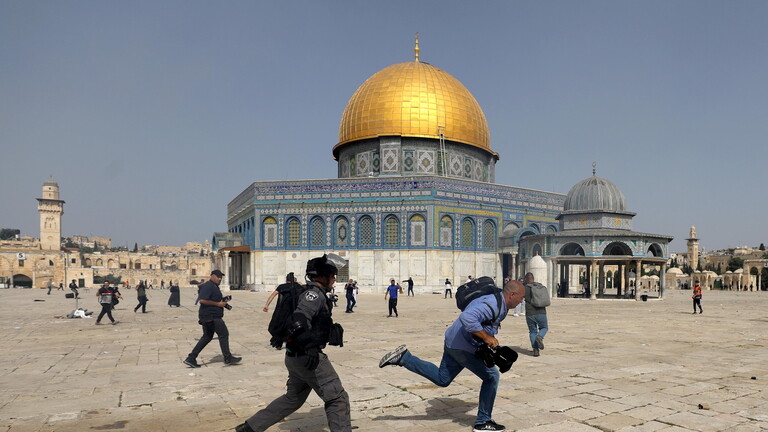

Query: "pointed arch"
<box><xmin>440</xmin><ymin>215</ymin><xmax>454</xmax><ymax>247</ymax></box>
<box><xmin>358</xmin><ymin>215</ymin><xmax>374</xmax><ymax>247</ymax></box>
<box><xmin>383</xmin><ymin>214</ymin><xmax>400</xmax><ymax>247</ymax></box>
<box><xmin>461</xmin><ymin>217</ymin><xmax>476</xmax><ymax>249</ymax></box>
<box><xmin>334</xmin><ymin>216</ymin><xmax>349</xmax><ymax>248</ymax></box>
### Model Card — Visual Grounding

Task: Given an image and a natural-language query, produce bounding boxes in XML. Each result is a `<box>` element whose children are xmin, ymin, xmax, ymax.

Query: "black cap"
<box><xmin>211</xmin><ymin>269</ymin><xmax>225</xmax><ymax>277</ymax></box>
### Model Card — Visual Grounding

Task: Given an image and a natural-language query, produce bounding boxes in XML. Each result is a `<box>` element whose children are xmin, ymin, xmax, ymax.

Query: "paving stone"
<box><xmin>658</xmin><ymin>411</ymin><xmax>742</xmax><ymax>431</ymax></box>
<box><xmin>0</xmin><ymin>289</ymin><xmax>767</xmax><ymax>431</ymax></box>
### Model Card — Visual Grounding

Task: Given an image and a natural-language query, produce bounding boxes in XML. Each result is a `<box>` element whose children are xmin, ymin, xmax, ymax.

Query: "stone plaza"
<box><xmin>0</xmin><ymin>287</ymin><xmax>765</xmax><ymax>432</ymax></box>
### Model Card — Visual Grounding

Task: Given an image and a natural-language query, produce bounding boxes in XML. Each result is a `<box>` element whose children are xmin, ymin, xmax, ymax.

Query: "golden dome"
<box><xmin>335</xmin><ymin>60</ymin><xmax>493</xmax><ymax>157</ymax></box>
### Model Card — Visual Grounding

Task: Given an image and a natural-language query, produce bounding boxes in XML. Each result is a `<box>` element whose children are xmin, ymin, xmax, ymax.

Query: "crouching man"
<box><xmin>379</xmin><ymin>280</ymin><xmax>525</xmax><ymax>432</ymax></box>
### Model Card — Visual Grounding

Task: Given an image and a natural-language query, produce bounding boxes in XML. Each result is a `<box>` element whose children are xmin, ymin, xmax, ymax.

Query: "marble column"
<box><xmin>590</xmin><ymin>260</ymin><xmax>598</xmax><ymax>300</ymax></box>
<box><xmin>221</xmin><ymin>251</ymin><xmax>231</xmax><ymax>292</ymax></box>
<box><xmin>634</xmin><ymin>259</ymin><xmax>642</xmax><ymax>300</ymax></box>
<box><xmin>660</xmin><ymin>264</ymin><xmax>666</xmax><ymax>298</ymax></box>
<box><xmin>598</xmin><ymin>262</ymin><xmax>605</xmax><ymax>297</ymax></box>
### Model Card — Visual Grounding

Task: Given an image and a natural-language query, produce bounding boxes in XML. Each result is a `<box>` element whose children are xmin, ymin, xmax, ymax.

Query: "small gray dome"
<box><xmin>563</xmin><ymin>175</ymin><xmax>626</xmax><ymax>212</ymax></box>
<box><xmin>43</xmin><ymin>177</ymin><xmax>59</xmax><ymax>187</ymax></box>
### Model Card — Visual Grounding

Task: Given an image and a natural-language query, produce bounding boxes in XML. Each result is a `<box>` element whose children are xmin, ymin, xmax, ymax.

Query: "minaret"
<box><xmin>37</xmin><ymin>177</ymin><xmax>65</xmax><ymax>250</ymax></box>
<box><xmin>686</xmin><ymin>226</ymin><xmax>699</xmax><ymax>271</ymax></box>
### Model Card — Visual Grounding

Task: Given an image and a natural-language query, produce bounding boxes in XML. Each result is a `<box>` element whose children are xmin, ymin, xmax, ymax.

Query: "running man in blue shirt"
<box><xmin>379</xmin><ymin>280</ymin><xmax>525</xmax><ymax>432</ymax></box>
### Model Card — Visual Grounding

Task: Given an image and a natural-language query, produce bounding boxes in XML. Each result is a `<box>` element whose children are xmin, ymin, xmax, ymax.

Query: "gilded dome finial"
<box><xmin>592</xmin><ymin>161</ymin><xmax>597</xmax><ymax>176</ymax></box>
<box><xmin>414</xmin><ymin>32</ymin><xmax>420</xmax><ymax>62</ymax></box>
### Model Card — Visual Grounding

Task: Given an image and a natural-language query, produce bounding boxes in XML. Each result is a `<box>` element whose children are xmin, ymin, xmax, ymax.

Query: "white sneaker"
<box><xmin>512</xmin><ymin>313</ymin><xmax>518</xmax><ymax>317</ymax></box>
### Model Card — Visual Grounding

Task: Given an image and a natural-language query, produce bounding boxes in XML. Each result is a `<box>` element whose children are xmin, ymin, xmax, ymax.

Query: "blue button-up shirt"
<box><xmin>445</xmin><ymin>294</ymin><xmax>508</xmax><ymax>353</ymax></box>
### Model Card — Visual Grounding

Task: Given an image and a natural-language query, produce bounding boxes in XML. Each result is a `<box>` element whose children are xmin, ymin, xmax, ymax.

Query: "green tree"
<box><xmin>759</xmin><ymin>243</ymin><xmax>765</xmax><ymax>251</ymax></box>
<box><xmin>133</xmin><ymin>242</ymin><xmax>138</xmax><ymax>252</ymax></box>
<box><xmin>0</xmin><ymin>228</ymin><xmax>21</xmax><ymax>240</ymax></box>
<box><xmin>727</xmin><ymin>257</ymin><xmax>744</xmax><ymax>272</ymax></box>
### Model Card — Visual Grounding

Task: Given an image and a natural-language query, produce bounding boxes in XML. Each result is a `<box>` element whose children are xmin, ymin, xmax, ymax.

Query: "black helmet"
<box><xmin>306</xmin><ymin>253</ymin><xmax>346</xmax><ymax>278</ymax></box>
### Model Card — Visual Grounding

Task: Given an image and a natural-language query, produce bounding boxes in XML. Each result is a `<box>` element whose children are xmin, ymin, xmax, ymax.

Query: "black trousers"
<box><xmin>96</xmin><ymin>303</ymin><xmax>115</xmax><ymax>323</ymax></box>
<box><xmin>345</xmin><ymin>294</ymin><xmax>356</xmax><ymax>312</ymax></box>
<box><xmin>407</xmin><ymin>287</ymin><xmax>414</xmax><ymax>296</ymax></box>
<box><xmin>693</xmin><ymin>298</ymin><xmax>702</xmax><ymax>313</ymax></box>
<box><xmin>188</xmin><ymin>318</ymin><xmax>232</xmax><ymax>360</ymax></box>
<box><xmin>134</xmin><ymin>296</ymin><xmax>148</xmax><ymax>312</ymax></box>
<box><xmin>388</xmin><ymin>298</ymin><xmax>398</xmax><ymax>317</ymax></box>
<box><xmin>445</xmin><ymin>289</ymin><xmax>452</xmax><ymax>298</ymax></box>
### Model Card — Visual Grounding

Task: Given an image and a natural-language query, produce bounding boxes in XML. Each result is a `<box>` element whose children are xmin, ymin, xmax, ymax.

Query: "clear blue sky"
<box><xmin>2</xmin><ymin>1</ymin><xmax>766</xmax><ymax>253</ymax></box>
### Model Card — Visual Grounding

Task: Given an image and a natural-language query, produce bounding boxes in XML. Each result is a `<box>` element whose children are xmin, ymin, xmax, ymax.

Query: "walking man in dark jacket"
<box><xmin>183</xmin><ymin>270</ymin><xmax>241</xmax><ymax>368</ymax></box>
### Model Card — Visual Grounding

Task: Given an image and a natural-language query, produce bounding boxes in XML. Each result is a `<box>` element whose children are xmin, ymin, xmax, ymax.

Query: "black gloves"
<box><xmin>304</xmin><ymin>347</ymin><xmax>320</xmax><ymax>370</ymax></box>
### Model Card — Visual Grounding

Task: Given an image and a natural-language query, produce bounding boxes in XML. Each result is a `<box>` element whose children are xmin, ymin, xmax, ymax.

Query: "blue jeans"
<box><xmin>526</xmin><ymin>313</ymin><xmax>548</xmax><ymax>349</ymax></box>
<box><xmin>400</xmin><ymin>346</ymin><xmax>499</xmax><ymax>424</ymax></box>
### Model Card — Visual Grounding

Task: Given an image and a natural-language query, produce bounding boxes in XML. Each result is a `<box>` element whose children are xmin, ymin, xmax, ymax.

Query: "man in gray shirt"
<box><xmin>524</xmin><ymin>272</ymin><xmax>549</xmax><ymax>357</ymax></box>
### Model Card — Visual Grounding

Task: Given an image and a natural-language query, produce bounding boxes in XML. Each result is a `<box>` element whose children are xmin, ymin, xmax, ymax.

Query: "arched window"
<box><xmin>482</xmin><ymin>220</ymin><xmax>496</xmax><ymax>249</ymax></box>
<box><xmin>560</xmin><ymin>243</ymin><xmax>585</xmax><ymax>256</ymax></box>
<box><xmin>96</xmin><ymin>258</ymin><xmax>103</xmax><ymax>267</ymax></box>
<box><xmin>409</xmin><ymin>214</ymin><xmax>426</xmax><ymax>246</ymax></box>
<box><xmin>440</xmin><ymin>215</ymin><xmax>453</xmax><ymax>247</ymax></box>
<box><xmin>286</xmin><ymin>218</ymin><xmax>301</xmax><ymax>247</ymax></box>
<box><xmin>334</xmin><ymin>216</ymin><xmax>349</xmax><ymax>247</ymax></box>
<box><xmin>358</xmin><ymin>216</ymin><xmax>374</xmax><ymax>247</ymax></box>
<box><xmin>647</xmin><ymin>243</ymin><xmax>663</xmax><ymax>257</ymax></box>
<box><xmin>310</xmin><ymin>216</ymin><xmax>325</xmax><ymax>248</ymax></box>
<box><xmin>461</xmin><ymin>218</ymin><xmax>475</xmax><ymax>249</ymax></box>
<box><xmin>263</xmin><ymin>216</ymin><xmax>277</xmax><ymax>247</ymax></box>
<box><xmin>384</xmin><ymin>215</ymin><xmax>400</xmax><ymax>247</ymax></box>
<box><xmin>603</xmin><ymin>242</ymin><xmax>632</xmax><ymax>256</ymax></box>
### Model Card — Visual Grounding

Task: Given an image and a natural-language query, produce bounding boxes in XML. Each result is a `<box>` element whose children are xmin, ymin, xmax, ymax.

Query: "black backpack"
<box><xmin>455</xmin><ymin>276</ymin><xmax>503</xmax><ymax>326</ymax></box>
<box><xmin>268</xmin><ymin>282</ymin><xmax>302</xmax><ymax>348</ymax></box>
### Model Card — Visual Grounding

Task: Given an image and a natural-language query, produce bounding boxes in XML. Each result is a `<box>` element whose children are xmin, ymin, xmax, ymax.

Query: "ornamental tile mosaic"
<box><xmin>450</xmin><ymin>154</ymin><xmax>463</xmax><ymax>177</ymax></box>
<box><xmin>473</xmin><ymin>160</ymin><xmax>483</xmax><ymax>181</ymax></box>
<box><xmin>403</xmin><ymin>150</ymin><xmax>415</xmax><ymax>172</ymax></box>
<box><xmin>382</xmin><ymin>148</ymin><xmax>398</xmax><ymax>173</ymax></box>
<box><xmin>464</xmin><ymin>157</ymin><xmax>472</xmax><ymax>178</ymax></box>
<box><xmin>417</xmin><ymin>150</ymin><xmax>436</xmax><ymax>174</ymax></box>
<box><xmin>372</xmin><ymin>151</ymin><xmax>380</xmax><ymax>173</ymax></box>
<box><xmin>356</xmin><ymin>153</ymin><xmax>370</xmax><ymax>176</ymax></box>
<box><xmin>340</xmin><ymin>158</ymin><xmax>349</xmax><ymax>178</ymax></box>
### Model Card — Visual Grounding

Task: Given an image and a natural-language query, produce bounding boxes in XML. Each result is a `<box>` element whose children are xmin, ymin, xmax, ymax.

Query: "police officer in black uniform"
<box><xmin>237</xmin><ymin>254</ymin><xmax>351</xmax><ymax>432</ymax></box>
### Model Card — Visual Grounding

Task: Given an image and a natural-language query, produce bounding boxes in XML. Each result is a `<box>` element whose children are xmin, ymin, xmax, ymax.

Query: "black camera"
<box><xmin>222</xmin><ymin>295</ymin><xmax>233</xmax><ymax>310</ymax></box>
